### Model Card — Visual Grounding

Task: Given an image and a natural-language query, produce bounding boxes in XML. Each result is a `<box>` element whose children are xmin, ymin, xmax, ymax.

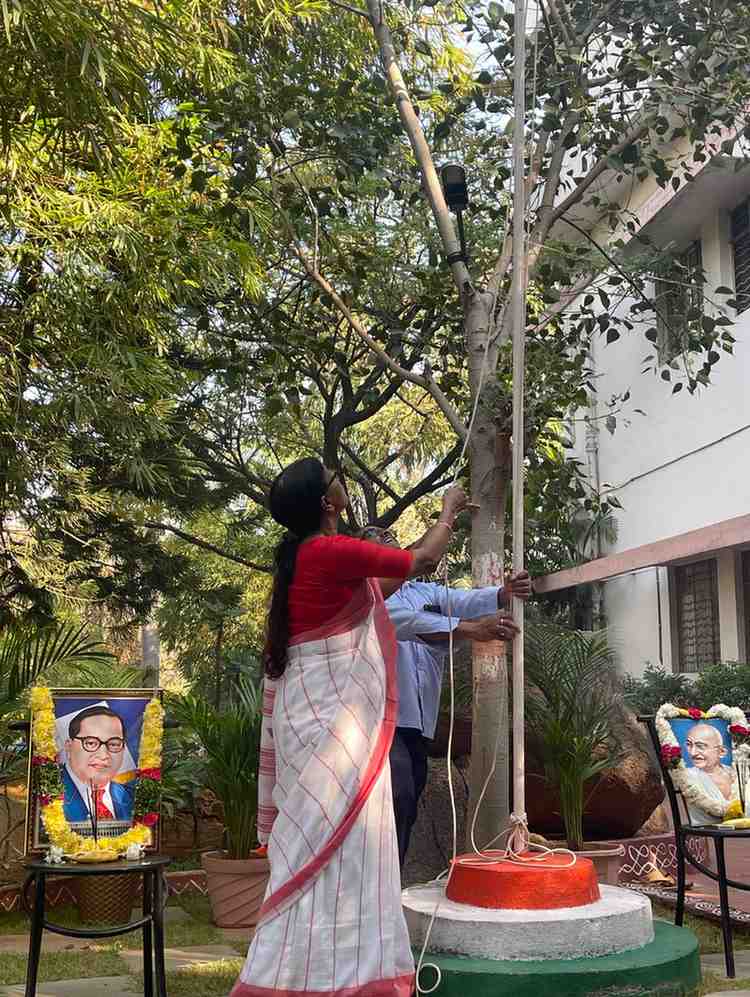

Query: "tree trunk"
<box><xmin>214</xmin><ymin>619</ymin><xmax>224</xmax><ymax>708</ymax></box>
<box><xmin>462</xmin><ymin>290</ymin><xmax>512</xmax><ymax>850</ymax></box>
<box><xmin>140</xmin><ymin>622</ymin><xmax>160</xmax><ymax>686</ymax></box>
<box><xmin>466</xmin><ymin>429</ymin><xmax>512</xmax><ymax>849</ymax></box>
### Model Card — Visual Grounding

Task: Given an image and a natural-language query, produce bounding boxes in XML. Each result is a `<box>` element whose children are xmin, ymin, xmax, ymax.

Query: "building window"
<box><xmin>654</xmin><ymin>241</ymin><xmax>703</xmax><ymax>361</ymax></box>
<box><xmin>674</xmin><ymin>559</ymin><xmax>720</xmax><ymax>673</ymax></box>
<box><xmin>731</xmin><ymin>200</ymin><xmax>750</xmax><ymax>314</ymax></box>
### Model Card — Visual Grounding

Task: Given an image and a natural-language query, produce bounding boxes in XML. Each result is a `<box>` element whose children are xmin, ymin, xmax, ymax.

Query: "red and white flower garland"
<box><xmin>655</xmin><ymin>702</ymin><xmax>749</xmax><ymax>821</ymax></box>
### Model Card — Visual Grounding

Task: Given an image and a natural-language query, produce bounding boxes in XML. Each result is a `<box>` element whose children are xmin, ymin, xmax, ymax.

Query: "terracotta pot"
<box><xmin>572</xmin><ymin>842</ymin><xmax>625</xmax><ymax>886</ymax></box>
<box><xmin>201</xmin><ymin>850</ymin><xmax>270</xmax><ymax>928</ymax></box>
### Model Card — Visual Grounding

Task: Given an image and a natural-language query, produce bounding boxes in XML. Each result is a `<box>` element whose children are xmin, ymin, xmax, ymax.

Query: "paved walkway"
<box><xmin>0</xmin><ymin>979</ymin><xmax>134</xmax><ymax>996</ymax></box>
<box><xmin>0</xmin><ymin>940</ymin><xmax>242</xmax><ymax>995</ymax></box>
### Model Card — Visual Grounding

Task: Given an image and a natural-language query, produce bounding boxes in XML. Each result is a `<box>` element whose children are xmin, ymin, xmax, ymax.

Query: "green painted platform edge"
<box><xmin>415</xmin><ymin>919</ymin><xmax>701</xmax><ymax>997</ymax></box>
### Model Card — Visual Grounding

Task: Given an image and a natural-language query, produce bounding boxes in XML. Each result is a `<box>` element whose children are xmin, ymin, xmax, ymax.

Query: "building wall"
<box><xmin>571</xmin><ymin>198</ymin><xmax>750</xmax><ymax>675</ymax></box>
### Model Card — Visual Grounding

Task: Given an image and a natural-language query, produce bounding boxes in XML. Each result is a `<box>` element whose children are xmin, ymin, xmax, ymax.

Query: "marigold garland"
<box><xmin>30</xmin><ymin>688</ymin><xmax>163</xmax><ymax>856</ymax></box>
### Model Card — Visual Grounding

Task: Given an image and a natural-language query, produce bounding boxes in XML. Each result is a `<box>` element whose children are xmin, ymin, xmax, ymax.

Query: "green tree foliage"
<box><xmin>5</xmin><ymin>0</ymin><xmax>750</xmax><ymax>654</ymax></box>
<box><xmin>0</xmin><ymin>1</ymin><xmax>262</xmax><ymax>625</ymax></box>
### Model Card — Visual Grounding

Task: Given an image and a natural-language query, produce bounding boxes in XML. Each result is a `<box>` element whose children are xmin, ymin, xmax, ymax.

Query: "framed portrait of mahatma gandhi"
<box><xmin>25</xmin><ymin>688</ymin><xmax>163</xmax><ymax>856</ymax></box>
<box><xmin>655</xmin><ymin>703</ymin><xmax>750</xmax><ymax>826</ymax></box>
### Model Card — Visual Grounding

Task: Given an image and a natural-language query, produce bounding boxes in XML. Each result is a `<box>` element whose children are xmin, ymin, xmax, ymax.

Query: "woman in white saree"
<box><xmin>231</xmin><ymin>458</ymin><xmax>465</xmax><ymax>997</ymax></box>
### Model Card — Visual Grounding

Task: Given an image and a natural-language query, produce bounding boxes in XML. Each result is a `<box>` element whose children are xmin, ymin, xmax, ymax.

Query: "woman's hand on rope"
<box><xmin>441</xmin><ymin>485</ymin><xmax>467</xmax><ymax>518</ymax></box>
<box><xmin>409</xmin><ymin>485</ymin><xmax>467</xmax><ymax>578</ymax></box>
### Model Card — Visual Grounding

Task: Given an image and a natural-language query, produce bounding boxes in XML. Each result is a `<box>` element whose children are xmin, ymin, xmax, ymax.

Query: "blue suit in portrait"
<box><xmin>61</xmin><ymin>766</ymin><xmax>135</xmax><ymax>823</ymax></box>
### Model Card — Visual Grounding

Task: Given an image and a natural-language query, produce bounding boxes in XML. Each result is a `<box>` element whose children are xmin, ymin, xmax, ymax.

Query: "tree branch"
<box><xmin>365</xmin><ymin>0</ymin><xmax>472</xmax><ymax>296</ymax></box>
<box><xmin>529</xmin><ymin>272</ymin><xmax>594</xmax><ymax>336</ymax></box>
<box><xmin>558</xmin><ymin>216</ymin><xmax>681</xmax><ymax>337</ymax></box>
<box><xmin>339</xmin><ymin>441</ymin><xmax>400</xmax><ymax>503</ymax></box>
<box><xmin>288</xmin><ymin>240</ymin><xmax>468</xmax><ymax>440</ymax></box>
<box><xmin>545</xmin><ymin>118</ymin><xmax>653</xmax><ymax>231</ymax></box>
<box><xmin>519</xmin><ymin>111</ymin><xmax>583</xmax><ymax>282</ymax></box>
<box><xmin>377</xmin><ymin>441</ymin><xmax>464</xmax><ymax>527</ymax></box>
<box><xmin>143</xmin><ymin>522</ymin><xmax>271</xmax><ymax>573</ymax></box>
<box><xmin>325</xmin><ymin>0</ymin><xmax>369</xmax><ymax>18</ymax></box>
<box><xmin>581</xmin><ymin>0</ymin><xmax>619</xmax><ymax>43</ymax></box>
<box><xmin>544</xmin><ymin>0</ymin><xmax>577</xmax><ymax>53</ymax></box>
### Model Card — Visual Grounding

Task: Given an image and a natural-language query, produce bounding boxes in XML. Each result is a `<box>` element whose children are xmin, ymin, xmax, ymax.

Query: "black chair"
<box><xmin>640</xmin><ymin>713</ymin><xmax>750</xmax><ymax>979</ymax></box>
<box><xmin>23</xmin><ymin>855</ymin><xmax>171</xmax><ymax>997</ymax></box>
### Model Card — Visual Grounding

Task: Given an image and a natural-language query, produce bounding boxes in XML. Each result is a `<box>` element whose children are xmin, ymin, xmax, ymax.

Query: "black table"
<box><xmin>22</xmin><ymin>855</ymin><xmax>171</xmax><ymax>997</ymax></box>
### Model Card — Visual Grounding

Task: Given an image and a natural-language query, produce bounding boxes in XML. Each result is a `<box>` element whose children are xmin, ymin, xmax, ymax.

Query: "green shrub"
<box><xmin>621</xmin><ymin>664</ymin><xmax>694</xmax><ymax>715</ymax></box>
<box><xmin>693</xmin><ymin>661</ymin><xmax>750</xmax><ymax>710</ymax></box>
<box><xmin>621</xmin><ymin>660</ymin><xmax>750</xmax><ymax>714</ymax></box>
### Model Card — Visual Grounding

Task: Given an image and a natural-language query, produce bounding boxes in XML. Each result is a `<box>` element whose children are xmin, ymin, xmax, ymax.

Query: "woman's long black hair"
<box><xmin>264</xmin><ymin>458</ymin><xmax>328</xmax><ymax>679</ymax></box>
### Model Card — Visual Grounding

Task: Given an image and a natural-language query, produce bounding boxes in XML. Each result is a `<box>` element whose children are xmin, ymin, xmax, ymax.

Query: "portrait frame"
<box><xmin>25</xmin><ymin>688</ymin><xmax>163</xmax><ymax>857</ymax></box>
<box><xmin>655</xmin><ymin>702</ymin><xmax>750</xmax><ymax>824</ymax></box>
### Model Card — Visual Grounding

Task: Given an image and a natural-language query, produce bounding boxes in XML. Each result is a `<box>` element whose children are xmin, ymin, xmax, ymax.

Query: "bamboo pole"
<box><xmin>510</xmin><ymin>0</ymin><xmax>528</xmax><ymax>849</ymax></box>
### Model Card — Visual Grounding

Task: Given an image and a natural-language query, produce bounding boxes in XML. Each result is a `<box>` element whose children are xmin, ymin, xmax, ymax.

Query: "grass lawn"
<box><xmin>651</xmin><ymin>902</ymin><xmax>750</xmax><ymax>953</ymax></box>
<box><xmin>0</xmin><ymin>948</ymin><xmax>130</xmax><ymax>986</ymax></box>
<box><xmin>0</xmin><ymin>892</ymin><xmax>224</xmax><ymax>986</ymax></box>
<box><xmin>164</xmin><ymin>959</ymin><xmax>244</xmax><ymax>996</ymax></box>
<box><xmin>0</xmin><ymin>895</ymin><xmax>222</xmax><ymax>948</ymax></box>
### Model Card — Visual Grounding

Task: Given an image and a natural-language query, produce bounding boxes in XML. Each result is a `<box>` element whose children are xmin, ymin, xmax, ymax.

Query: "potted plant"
<box><xmin>524</xmin><ymin>622</ymin><xmax>626</xmax><ymax>884</ymax></box>
<box><xmin>172</xmin><ymin>674</ymin><xmax>269</xmax><ymax>927</ymax></box>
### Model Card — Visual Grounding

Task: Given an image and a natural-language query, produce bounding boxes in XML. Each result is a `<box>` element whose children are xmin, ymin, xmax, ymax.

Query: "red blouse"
<box><xmin>288</xmin><ymin>535</ymin><xmax>413</xmax><ymax>636</ymax></box>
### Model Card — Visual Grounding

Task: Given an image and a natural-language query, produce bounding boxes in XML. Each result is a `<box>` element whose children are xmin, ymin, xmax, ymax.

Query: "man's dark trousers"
<box><xmin>389</xmin><ymin>726</ymin><xmax>429</xmax><ymax>869</ymax></box>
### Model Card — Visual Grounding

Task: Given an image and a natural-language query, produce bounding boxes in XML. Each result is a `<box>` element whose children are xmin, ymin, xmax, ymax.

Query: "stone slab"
<box><xmin>0</xmin><ymin>935</ymin><xmax>103</xmax><ymax>954</ymax></box>
<box><xmin>403</xmin><ymin>882</ymin><xmax>654</xmax><ymax>961</ymax></box>
<box><xmin>0</xmin><ymin>977</ymin><xmax>134</xmax><ymax>996</ymax></box>
<box><xmin>411</xmin><ymin>920</ymin><xmax>700</xmax><ymax>997</ymax></box>
<box><xmin>131</xmin><ymin>905</ymin><xmax>191</xmax><ymax>923</ymax></box>
<box><xmin>120</xmin><ymin>943</ymin><xmax>238</xmax><ymax>973</ymax></box>
<box><xmin>702</xmin><ymin>951</ymin><xmax>750</xmax><ymax>978</ymax></box>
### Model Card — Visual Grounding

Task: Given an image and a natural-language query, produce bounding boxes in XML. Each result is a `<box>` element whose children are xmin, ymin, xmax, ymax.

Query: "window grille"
<box><xmin>731</xmin><ymin>200</ymin><xmax>750</xmax><ymax>315</ymax></box>
<box><xmin>674</xmin><ymin>559</ymin><xmax>720</xmax><ymax>672</ymax></box>
<box><xmin>655</xmin><ymin>241</ymin><xmax>703</xmax><ymax>361</ymax></box>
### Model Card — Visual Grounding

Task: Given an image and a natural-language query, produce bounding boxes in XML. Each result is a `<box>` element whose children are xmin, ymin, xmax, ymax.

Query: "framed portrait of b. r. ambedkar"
<box><xmin>26</xmin><ymin>688</ymin><xmax>163</xmax><ymax>856</ymax></box>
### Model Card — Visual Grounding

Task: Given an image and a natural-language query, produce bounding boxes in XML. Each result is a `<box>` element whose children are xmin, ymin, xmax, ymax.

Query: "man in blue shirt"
<box><xmin>361</xmin><ymin>526</ymin><xmax>532</xmax><ymax>867</ymax></box>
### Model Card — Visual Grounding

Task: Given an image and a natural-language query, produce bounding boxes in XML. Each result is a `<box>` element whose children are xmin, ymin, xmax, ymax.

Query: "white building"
<box><xmin>536</xmin><ymin>141</ymin><xmax>750</xmax><ymax>677</ymax></box>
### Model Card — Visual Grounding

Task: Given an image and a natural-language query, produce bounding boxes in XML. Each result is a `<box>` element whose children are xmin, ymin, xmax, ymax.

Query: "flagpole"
<box><xmin>510</xmin><ymin>0</ymin><xmax>528</xmax><ymax>849</ymax></box>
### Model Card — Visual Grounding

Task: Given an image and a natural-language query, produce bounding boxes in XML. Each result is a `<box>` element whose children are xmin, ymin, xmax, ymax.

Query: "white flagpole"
<box><xmin>510</xmin><ymin>0</ymin><xmax>528</xmax><ymax>850</ymax></box>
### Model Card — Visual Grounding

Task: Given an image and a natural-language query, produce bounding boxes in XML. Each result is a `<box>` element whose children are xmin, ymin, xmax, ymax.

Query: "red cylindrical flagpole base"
<box><xmin>446</xmin><ymin>852</ymin><xmax>600</xmax><ymax>910</ymax></box>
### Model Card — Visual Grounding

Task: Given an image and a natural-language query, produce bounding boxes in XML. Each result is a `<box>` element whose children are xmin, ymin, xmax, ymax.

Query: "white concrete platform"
<box><xmin>402</xmin><ymin>882</ymin><xmax>654</xmax><ymax>961</ymax></box>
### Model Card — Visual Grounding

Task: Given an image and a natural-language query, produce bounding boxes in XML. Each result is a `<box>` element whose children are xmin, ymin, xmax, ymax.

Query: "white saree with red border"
<box><xmin>231</xmin><ymin>581</ymin><xmax>415</xmax><ymax>997</ymax></box>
